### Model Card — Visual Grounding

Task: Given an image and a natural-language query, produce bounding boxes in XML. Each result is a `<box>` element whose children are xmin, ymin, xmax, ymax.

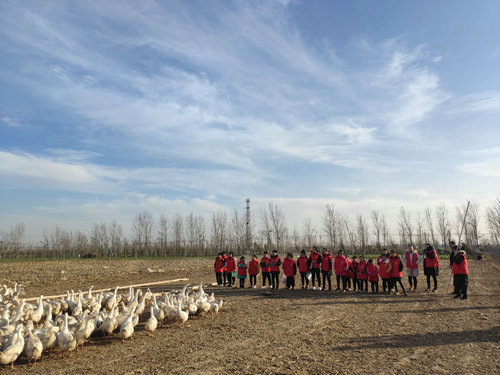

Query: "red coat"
<box><xmin>237</xmin><ymin>261</ymin><xmax>247</xmax><ymax>277</ymax></box>
<box><xmin>358</xmin><ymin>260</ymin><xmax>368</xmax><ymax>280</ymax></box>
<box><xmin>345</xmin><ymin>259</ymin><xmax>353</xmax><ymax>278</ymax></box>
<box><xmin>390</xmin><ymin>256</ymin><xmax>403</xmax><ymax>277</ymax></box>
<box><xmin>226</xmin><ymin>256</ymin><xmax>237</xmax><ymax>273</ymax></box>
<box><xmin>424</xmin><ymin>250</ymin><xmax>439</xmax><ymax>268</ymax></box>
<box><xmin>366</xmin><ymin>264</ymin><xmax>379</xmax><ymax>282</ymax></box>
<box><xmin>378</xmin><ymin>260</ymin><xmax>391</xmax><ymax>278</ymax></box>
<box><xmin>260</xmin><ymin>257</ymin><xmax>271</xmax><ymax>272</ymax></box>
<box><xmin>297</xmin><ymin>256</ymin><xmax>309</xmax><ymax>273</ymax></box>
<box><xmin>269</xmin><ymin>255</ymin><xmax>281</xmax><ymax>272</ymax></box>
<box><xmin>310</xmin><ymin>251</ymin><xmax>321</xmax><ymax>269</ymax></box>
<box><xmin>452</xmin><ymin>252</ymin><xmax>468</xmax><ymax>274</ymax></box>
<box><xmin>403</xmin><ymin>251</ymin><xmax>420</xmax><ymax>269</ymax></box>
<box><xmin>248</xmin><ymin>259</ymin><xmax>259</xmax><ymax>275</ymax></box>
<box><xmin>214</xmin><ymin>257</ymin><xmax>225</xmax><ymax>273</ymax></box>
<box><xmin>222</xmin><ymin>255</ymin><xmax>228</xmax><ymax>272</ymax></box>
<box><xmin>321</xmin><ymin>253</ymin><xmax>333</xmax><ymax>272</ymax></box>
<box><xmin>334</xmin><ymin>255</ymin><xmax>346</xmax><ymax>276</ymax></box>
<box><xmin>282</xmin><ymin>258</ymin><xmax>297</xmax><ymax>277</ymax></box>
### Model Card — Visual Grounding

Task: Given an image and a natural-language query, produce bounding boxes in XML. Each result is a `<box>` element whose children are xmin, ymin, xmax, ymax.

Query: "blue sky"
<box><xmin>1</xmin><ymin>0</ymin><xmax>499</xmax><ymax>241</ymax></box>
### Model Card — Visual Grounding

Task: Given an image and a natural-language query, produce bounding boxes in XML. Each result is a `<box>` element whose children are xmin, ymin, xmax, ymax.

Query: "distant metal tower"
<box><xmin>245</xmin><ymin>198</ymin><xmax>251</xmax><ymax>251</ymax></box>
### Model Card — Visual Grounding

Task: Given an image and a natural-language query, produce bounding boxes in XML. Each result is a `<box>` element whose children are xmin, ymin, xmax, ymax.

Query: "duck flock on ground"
<box><xmin>0</xmin><ymin>282</ymin><xmax>223</xmax><ymax>368</ymax></box>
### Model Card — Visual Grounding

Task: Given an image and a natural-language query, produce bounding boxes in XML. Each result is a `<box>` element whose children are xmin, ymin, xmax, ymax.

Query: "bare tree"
<box><xmin>109</xmin><ymin>221</ymin><xmax>123</xmax><ymax>257</ymax></box>
<box><xmin>398</xmin><ymin>207</ymin><xmax>414</xmax><ymax>245</ymax></box>
<box><xmin>186</xmin><ymin>213</ymin><xmax>206</xmax><ymax>256</ymax></box>
<box><xmin>381</xmin><ymin>215</ymin><xmax>390</xmax><ymax>247</ymax></box>
<box><xmin>5</xmin><ymin>223</ymin><xmax>25</xmax><ymax>252</ymax></box>
<box><xmin>342</xmin><ymin>214</ymin><xmax>357</xmax><ymax>253</ymax></box>
<box><xmin>291</xmin><ymin>225</ymin><xmax>300</xmax><ymax>250</ymax></box>
<box><xmin>73</xmin><ymin>230</ymin><xmax>89</xmax><ymax>257</ymax></box>
<box><xmin>435</xmin><ymin>203</ymin><xmax>450</xmax><ymax>248</ymax></box>
<box><xmin>415</xmin><ymin>213</ymin><xmax>426</xmax><ymax>248</ymax></box>
<box><xmin>91</xmin><ymin>222</ymin><xmax>108</xmax><ymax>256</ymax></box>
<box><xmin>211</xmin><ymin>210</ymin><xmax>228</xmax><ymax>252</ymax></box>
<box><xmin>461</xmin><ymin>201</ymin><xmax>480</xmax><ymax>251</ymax></box>
<box><xmin>485</xmin><ymin>198</ymin><xmax>500</xmax><ymax>246</ymax></box>
<box><xmin>357</xmin><ymin>215</ymin><xmax>369</xmax><ymax>251</ymax></box>
<box><xmin>132</xmin><ymin>211</ymin><xmax>154</xmax><ymax>256</ymax></box>
<box><xmin>171</xmin><ymin>214</ymin><xmax>184</xmax><ymax>256</ymax></box>
<box><xmin>266</xmin><ymin>203</ymin><xmax>288</xmax><ymax>251</ymax></box>
<box><xmin>323</xmin><ymin>204</ymin><xmax>341</xmax><ymax>250</ymax></box>
<box><xmin>230</xmin><ymin>210</ymin><xmax>246</xmax><ymax>252</ymax></box>
<box><xmin>371</xmin><ymin>210</ymin><xmax>382</xmax><ymax>249</ymax></box>
<box><xmin>303</xmin><ymin>217</ymin><xmax>315</xmax><ymax>248</ymax></box>
<box><xmin>158</xmin><ymin>214</ymin><xmax>169</xmax><ymax>255</ymax></box>
<box><xmin>424</xmin><ymin>207</ymin><xmax>436</xmax><ymax>246</ymax></box>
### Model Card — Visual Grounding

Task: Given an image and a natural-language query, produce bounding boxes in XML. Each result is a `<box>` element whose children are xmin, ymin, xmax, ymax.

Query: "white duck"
<box><xmin>176</xmin><ymin>303</ymin><xmax>189</xmax><ymax>324</ymax></box>
<box><xmin>0</xmin><ymin>325</ymin><xmax>24</xmax><ymax>368</ymax></box>
<box><xmin>57</xmin><ymin>313</ymin><xmax>76</xmax><ymax>357</ymax></box>
<box><xmin>24</xmin><ymin>328</ymin><xmax>43</xmax><ymax>365</ymax></box>
<box><xmin>144</xmin><ymin>306</ymin><xmax>157</xmax><ymax>335</ymax></box>
<box><xmin>119</xmin><ymin>305</ymin><xmax>136</xmax><ymax>341</ymax></box>
<box><xmin>30</xmin><ymin>296</ymin><xmax>44</xmax><ymax>326</ymax></box>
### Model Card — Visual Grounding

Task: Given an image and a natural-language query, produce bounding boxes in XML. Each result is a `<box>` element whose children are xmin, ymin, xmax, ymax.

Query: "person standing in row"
<box><xmin>350</xmin><ymin>256</ymin><xmax>360</xmax><ymax>292</ymax></box>
<box><xmin>269</xmin><ymin>250</ymin><xmax>282</xmax><ymax>290</ymax></box>
<box><xmin>237</xmin><ymin>256</ymin><xmax>247</xmax><ymax>288</ymax></box>
<box><xmin>378</xmin><ymin>253</ymin><xmax>392</xmax><ymax>293</ymax></box>
<box><xmin>366</xmin><ymin>259</ymin><xmax>379</xmax><ymax>293</ymax></box>
<box><xmin>309</xmin><ymin>247</ymin><xmax>322</xmax><ymax>290</ymax></box>
<box><xmin>283</xmin><ymin>253</ymin><xmax>297</xmax><ymax>290</ymax></box>
<box><xmin>321</xmin><ymin>248</ymin><xmax>333</xmax><ymax>291</ymax></box>
<box><xmin>248</xmin><ymin>255</ymin><xmax>259</xmax><ymax>289</ymax></box>
<box><xmin>222</xmin><ymin>251</ymin><xmax>228</xmax><ymax>286</ymax></box>
<box><xmin>423</xmin><ymin>244</ymin><xmax>439</xmax><ymax>292</ymax></box>
<box><xmin>403</xmin><ymin>245</ymin><xmax>420</xmax><ymax>292</ymax></box>
<box><xmin>358</xmin><ymin>255</ymin><xmax>368</xmax><ymax>292</ymax></box>
<box><xmin>449</xmin><ymin>241</ymin><xmax>460</xmax><ymax>295</ymax></box>
<box><xmin>214</xmin><ymin>252</ymin><xmax>226</xmax><ymax>287</ymax></box>
<box><xmin>226</xmin><ymin>251</ymin><xmax>237</xmax><ymax>287</ymax></box>
<box><xmin>389</xmin><ymin>250</ymin><xmax>407</xmax><ymax>296</ymax></box>
<box><xmin>260</xmin><ymin>251</ymin><xmax>271</xmax><ymax>288</ymax></box>
<box><xmin>297</xmin><ymin>250</ymin><xmax>310</xmax><ymax>289</ymax></box>
<box><xmin>334</xmin><ymin>250</ymin><xmax>346</xmax><ymax>291</ymax></box>
<box><xmin>452</xmin><ymin>247</ymin><xmax>469</xmax><ymax>299</ymax></box>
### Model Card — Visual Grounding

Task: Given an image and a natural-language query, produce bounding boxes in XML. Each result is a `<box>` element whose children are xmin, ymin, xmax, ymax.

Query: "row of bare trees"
<box><xmin>1</xmin><ymin>199</ymin><xmax>499</xmax><ymax>258</ymax></box>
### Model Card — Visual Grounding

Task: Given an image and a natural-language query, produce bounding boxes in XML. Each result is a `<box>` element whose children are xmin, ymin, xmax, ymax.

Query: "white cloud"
<box><xmin>446</xmin><ymin>91</ymin><xmax>500</xmax><ymax>115</ymax></box>
<box><xmin>457</xmin><ymin>161</ymin><xmax>500</xmax><ymax>177</ymax></box>
<box><xmin>1</xmin><ymin>116</ymin><xmax>20</xmax><ymax>127</ymax></box>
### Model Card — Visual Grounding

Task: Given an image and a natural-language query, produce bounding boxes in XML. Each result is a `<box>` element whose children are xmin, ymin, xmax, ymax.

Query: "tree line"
<box><xmin>1</xmin><ymin>199</ymin><xmax>499</xmax><ymax>259</ymax></box>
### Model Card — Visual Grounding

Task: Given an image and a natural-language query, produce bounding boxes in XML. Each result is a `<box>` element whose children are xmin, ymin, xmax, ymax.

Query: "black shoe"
<box><xmin>454</xmin><ymin>294</ymin><xmax>461</xmax><ymax>298</ymax></box>
<box><xmin>461</xmin><ymin>295</ymin><xmax>467</xmax><ymax>299</ymax></box>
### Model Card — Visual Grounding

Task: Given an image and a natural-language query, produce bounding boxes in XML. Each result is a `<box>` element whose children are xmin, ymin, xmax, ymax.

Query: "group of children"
<box><xmin>213</xmin><ymin>242</ymin><xmax>469</xmax><ymax>298</ymax></box>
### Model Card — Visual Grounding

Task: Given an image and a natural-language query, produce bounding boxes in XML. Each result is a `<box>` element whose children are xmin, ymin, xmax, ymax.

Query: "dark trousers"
<box><xmin>223</xmin><ymin>272</ymin><xmax>228</xmax><ymax>286</ymax></box>
<box><xmin>249</xmin><ymin>274</ymin><xmax>257</xmax><ymax>286</ymax></box>
<box><xmin>426</xmin><ymin>274</ymin><xmax>438</xmax><ymax>290</ymax></box>
<box><xmin>271</xmin><ymin>271</ymin><xmax>280</xmax><ymax>289</ymax></box>
<box><xmin>382</xmin><ymin>278</ymin><xmax>390</xmax><ymax>293</ymax></box>
<box><xmin>262</xmin><ymin>272</ymin><xmax>271</xmax><ymax>287</ymax></box>
<box><xmin>300</xmin><ymin>272</ymin><xmax>309</xmax><ymax>288</ymax></box>
<box><xmin>226</xmin><ymin>272</ymin><xmax>234</xmax><ymax>286</ymax></box>
<box><xmin>453</xmin><ymin>274</ymin><xmax>459</xmax><ymax>294</ymax></box>
<box><xmin>311</xmin><ymin>268</ymin><xmax>321</xmax><ymax>288</ymax></box>
<box><xmin>391</xmin><ymin>277</ymin><xmax>407</xmax><ymax>295</ymax></box>
<box><xmin>371</xmin><ymin>281</ymin><xmax>379</xmax><ymax>293</ymax></box>
<box><xmin>239</xmin><ymin>277</ymin><xmax>245</xmax><ymax>288</ymax></box>
<box><xmin>362</xmin><ymin>279</ymin><xmax>368</xmax><ymax>291</ymax></box>
<box><xmin>455</xmin><ymin>274</ymin><xmax>468</xmax><ymax>297</ymax></box>
<box><xmin>322</xmin><ymin>271</ymin><xmax>332</xmax><ymax>290</ymax></box>
<box><xmin>336</xmin><ymin>275</ymin><xmax>342</xmax><ymax>289</ymax></box>
<box><xmin>286</xmin><ymin>276</ymin><xmax>295</xmax><ymax>289</ymax></box>
<box><xmin>408</xmin><ymin>276</ymin><xmax>418</xmax><ymax>289</ymax></box>
<box><xmin>342</xmin><ymin>275</ymin><xmax>349</xmax><ymax>290</ymax></box>
<box><xmin>352</xmin><ymin>275</ymin><xmax>359</xmax><ymax>291</ymax></box>
<box><xmin>215</xmin><ymin>272</ymin><xmax>223</xmax><ymax>286</ymax></box>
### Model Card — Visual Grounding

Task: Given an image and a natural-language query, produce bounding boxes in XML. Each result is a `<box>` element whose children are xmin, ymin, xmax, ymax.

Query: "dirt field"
<box><xmin>1</xmin><ymin>257</ymin><xmax>498</xmax><ymax>374</ymax></box>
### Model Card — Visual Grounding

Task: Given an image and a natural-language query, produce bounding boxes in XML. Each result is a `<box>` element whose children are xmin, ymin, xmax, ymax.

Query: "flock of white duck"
<box><xmin>0</xmin><ymin>282</ymin><xmax>223</xmax><ymax>368</ymax></box>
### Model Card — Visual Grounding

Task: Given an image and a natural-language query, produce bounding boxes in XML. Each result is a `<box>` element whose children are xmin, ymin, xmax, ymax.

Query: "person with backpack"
<box><xmin>423</xmin><ymin>244</ymin><xmax>439</xmax><ymax>292</ymax></box>
<box><xmin>296</xmin><ymin>249</ymin><xmax>311</xmax><ymax>289</ymax></box>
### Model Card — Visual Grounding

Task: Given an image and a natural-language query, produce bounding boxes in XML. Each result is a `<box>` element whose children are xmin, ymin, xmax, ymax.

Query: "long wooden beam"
<box><xmin>24</xmin><ymin>278</ymin><xmax>189</xmax><ymax>301</ymax></box>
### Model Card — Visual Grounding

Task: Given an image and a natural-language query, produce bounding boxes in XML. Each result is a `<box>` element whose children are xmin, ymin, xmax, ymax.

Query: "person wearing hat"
<box><xmin>423</xmin><ymin>244</ymin><xmax>439</xmax><ymax>292</ymax></box>
<box><xmin>269</xmin><ymin>250</ymin><xmax>282</xmax><ymax>290</ymax></box>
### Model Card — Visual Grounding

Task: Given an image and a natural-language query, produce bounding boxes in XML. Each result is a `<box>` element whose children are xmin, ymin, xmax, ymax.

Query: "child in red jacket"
<box><xmin>334</xmin><ymin>250</ymin><xmax>346</xmax><ymax>291</ymax></box>
<box><xmin>282</xmin><ymin>253</ymin><xmax>297</xmax><ymax>289</ymax></box>
<box><xmin>226</xmin><ymin>251</ymin><xmax>237</xmax><ymax>287</ymax></box>
<box><xmin>237</xmin><ymin>256</ymin><xmax>248</xmax><ymax>288</ymax></box>
<box><xmin>214</xmin><ymin>252</ymin><xmax>225</xmax><ymax>287</ymax></box>
<box><xmin>366</xmin><ymin>259</ymin><xmax>379</xmax><ymax>293</ymax></box>
<box><xmin>248</xmin><ymin>255</ymin><xmax>259</xmax><ymax>288</ymax></box>
<box><xmin>358</xmin><ymin>255</ymin><xmax>368</xmax><ymax>292</ymax></box>
<box><xmin>296</xmin><ymin>249</ymin><xmax>310</xmax><ymax>289</ymax></box>
<box><xmin>321</xmin><ymin>248</ymin><xmax>333</xmax><ymax>291</ymax></box>
<box><xmin>378</xmin><ymin>253</ymin><xmax>392</xmax><ymax>293</ymax></box>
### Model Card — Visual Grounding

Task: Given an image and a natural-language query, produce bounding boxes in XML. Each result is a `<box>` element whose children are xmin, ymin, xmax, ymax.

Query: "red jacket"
<box><xmin>297</xmin><ymin>256</ymin><xmax>309</xmax><ymax>273</ymax></box>
<box><xmin>390</xmin><ymin>256</ymin><xmax>403</xmax><ymax>277</ymax></box>
<box><xmin>424</xmin><ymin>249</ymin><xmax>439</xmax><ymax>268</ymax></box>
<box><xmin>226</xmin><ymin>256</ymin><xmax>237</xmax><ymax>273</ymax></box>
<box><xmin>309</xmin><ymin>251</ymin><xmax>322</xmax><ymax>269</ymax></box>
<box><xmin>282</xmin><ymin>258</ymin><xmax>297</xmax><ymax>277</ymax></box>
<box><xmin>321</xmin><ymin>253</ymin><xmax>333</xmax><ymax>272</ymax></box>
<box><xmin>214</xmin><ymin>257</ymin><xmax>225</xmax><ymax>273</ymax></box>
<box><xmin>269</xmin><ymin>255</ymin><xmax>281</xmax><ymax>272</ymax></box>
<box><xmin>366</xmin><ymin>264</ymin><xmax>379</xmax><ymax>282</ymax></box>
<box><xmin>334</xmin><ymin>255</ymin><xmax>346</xmax><ymax>276</ymax></box>
<box><xmin>403</xmin><ymin>251</ymin><xmax>420</xmax><ymax>269</ymax></box>
<box><xmin>378</xmin><ymin>260</ymin><xmax>391</xmax><ymax>278</ymax></box>
<box><xmin>222</xmin><ymin>255</ymin><xmax>228</xmax><ymax>272</ymax></box>
<box><xmin>358</xmin><ymin>260</ymin><xmax>368</xmax><ymax>280</ymax></box>
<box><xmin>452</xmin><ymin>251</ymin><xmax>468</xmax><ymax>275</ymax></box>
<box><xmin>345</xmin><ymin>259</ymin><xmax>353</xmax><ymax>278</ymax></box>
<box><xmin>237</xmin><ymin>260</ymin><xmax>247</xmax><ymax>277</ymax></box>
<box><xmin>248</xmin><ymin>259</ymin><xmax>259</xmax><ymax>275</ymax></box>
<box><xmin>260</xmin><ymin>257</ymin><xmax>271</xmax><ymax>272</ymax></box>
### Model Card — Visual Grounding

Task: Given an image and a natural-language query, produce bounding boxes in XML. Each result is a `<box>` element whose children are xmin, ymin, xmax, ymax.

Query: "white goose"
<box><xmin>57</xmin><ymin>313</ymin><xmax>76</xmax><ymax>357</ymax></box>
<box><xmin>144</xmin><ymin>306</ymin><xmax>157</xmax><ymax>335</ymax></box>
<box><xmin>24</xmin><ymin>328</ymin><xmax>43</xmax><ymax>365</ymax></box>
<box><xmin>119</xmin><ymin>305</ymin><xmax>136</xmax><ymax>341</ymax></box>
<box><xmin>0</xmin><ymin>324</ymin><xmax>24</xmax><ymax>368</ymax></box>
